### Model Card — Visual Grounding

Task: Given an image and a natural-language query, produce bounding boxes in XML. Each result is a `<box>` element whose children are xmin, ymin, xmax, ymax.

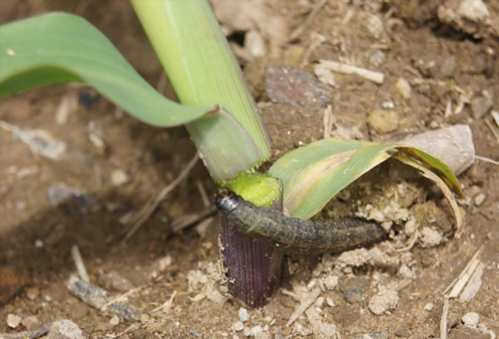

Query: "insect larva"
<box><xmin>216</xmin><ymin>192</ymin><xmax>387</xmax><ymax>253</ymax></box>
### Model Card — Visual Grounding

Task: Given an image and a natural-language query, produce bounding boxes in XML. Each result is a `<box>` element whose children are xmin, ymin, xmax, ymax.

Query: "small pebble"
<box><xmin>395</xmin><ymin>78</ymin><xmax>411</xmax><ymax>100</ymax></box>
<box><xmin>419</xmin><ymin>227</ymin><xmax>443</xmax><ymax>248</ymax></box>
<box><xmin>111</xmin><ymin>169</ymin><xmax>129</xmax><ymax>186</ymax></box>
<box><xmin>109</xmin><ymin>315</ymin><xmax>120</xmax><ymax>326</ymax></box>
<box><xmin>381</xmin><ymin>101</ymin><xmax>395</xmax><ymax>109</ymax></box>
<box><xmin>238</xmin><ymin>307</ymin><xmax>250</xmax><ymax>322</ymax></box>
<box><xmin>491</xmin><ymin>111</ymin><xmax>499</xmax><ymax>126</ymax></box>
<box><xmin>26</xmin><ymin>287</ymin><xmax>40</xmax><ymax>300</ymax></box>
<box><xmin>356</xmin><ymin>332</ymin><xmax>388</xmax><ymax>339</ymax></box>
<box><xmin>245</xmin><ymin>30</ymin><xmax>266</xmax><ymax>58</ymax></box>
<box><xmin>265</xmin><ymin>65</ymin><xmax>331</xmax><ymax>108</ymax></box>
<box><xmin>368</xmin><ymin>289</ymin><xmax>400</xmax><ymax>315</ymax></box>
<box><xmin>326</xmin><ymin>297</ymin><xmax>335</xmax><ymax>307</ymax></box>
<box><xmin>244</xmin><ymin>325</ymin><xmax>263</xmax><ymax>337</ymax></box>
<box><xmin>424</xmin><ymin>302</ymin><xmax>434</xmax><ymax>312</ymax></box>
<box><xmin>340</xmin><ymin>276</ymin><xmax>369</xmax><ymax>304</ymax></box>
<box><xmin>6</xmin><ymin>313</ymin><xmax>22</xmax><ymax>329</ymax></box>
<box><xmin>458</xmin><ymin>0</ymin><xmax>489</xmax><ymax>23</ymax></box>
<box><xmin>366</xmin><ymin>14</ymin><xmax>384</xmax><ymax>39</ymax></box>
<box><xmin>395</xmin><ymin>326</ymin><xmax>411</xmax><ymax>337</ymax></box>
<box><xmin>48</xmin><ymin>319</ymin><xmax>85</xmax><ymax>339</ymax></box>
<box><xmin>368</xmin><ymin>109</ymin><xmax>399</xmax><ymax>134</ymax></box>
<box><xmin>97</xmin><ymin>271</ymin><xmax>133</xmax><ymax>292</ymax></box>
<box><xmin>369</xmin><ymin>50</ymin><xmax>385</xmax><ymax>67</ymax></box>
<box><xmin>157</xmin><ymin>256</ymin><xmax>173</xmax><ymax>272</ymax></box>
<box><xmin>473</xmin><ymin>193</ymin><xmax>486</xmax><ymax>206</ymax></box>
<box><xmin>462</xmin><ymin>312</ymin><xmax>480</xmax><ymax>328</ymax></box>
<box><xmin>232</xmin><ymin>321</ymin><xmax>244</xmax><ymax>332</ymax></box>
<box><xmin>471</xmin><ymin>95</ymin><xmax>493</xmax><ymax>119</ymax></box>
<box><xmin>398</xmin><ymin>264</ymin><xmax>416</xmax><ymax>280</ymax></box>
<box><xmin>22</xmin><ymin>315</ymin><xmax>41</xmax><ymax>330</ymax></box>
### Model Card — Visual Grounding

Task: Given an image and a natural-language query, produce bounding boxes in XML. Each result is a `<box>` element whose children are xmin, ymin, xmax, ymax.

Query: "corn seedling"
<box><xmin>0</xmin><ymin>0</ymin><xmax>462</xmax><ymax>307</ymax></box>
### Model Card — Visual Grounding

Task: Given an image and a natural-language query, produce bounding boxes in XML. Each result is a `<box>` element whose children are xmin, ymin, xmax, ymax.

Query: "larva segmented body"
<box><xmin>216</xmin><ymin>192</ymin><xmax>387</xmax><ymax>253</ymax></box>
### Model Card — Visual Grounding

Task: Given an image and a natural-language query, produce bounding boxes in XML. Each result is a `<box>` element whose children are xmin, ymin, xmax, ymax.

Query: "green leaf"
<box><xmin>269</xmin><ymin>139</ymin><xmax>461</xmax><ymax>221</ymax></box>
<box><xmin>0</xmin><ymin>13</ymin><xmax>213</xmax><ymax>127</ymax></box>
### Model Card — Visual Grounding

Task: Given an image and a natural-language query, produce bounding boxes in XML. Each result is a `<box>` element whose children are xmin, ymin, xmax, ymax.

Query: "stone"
<box><xmin>368</xmin><ymin>109</ymin><xmax>399</xmax><ymax>134</ymax></box>
<box><xmin>48</xmin><ymin>319</ymin><xmax>85</xmax><ymax>339</ymax></box>
<box><xmin>245</xmin><ymin>30</ymin><xmax>266</xmax><ymax>58</ymax></box>
<box><xmin>22</xmin><ymin>315</ymin><xmax>41</xmax><ymax>330</ymax></box>
<box><xmin>395</xmin><ymin>78</ymin><xmax>411</xmax><ymax>100</ymax></box>
<box><xmin>473</xmin><ymin>193</ymin><xmax>486</xmax><ymax>206</ymax></box>
<box><xmin>26</xmin><ymin>287</ymin><xmax>40</xmax><ymax>300</ymax></box>
<box><xmin>6</xmin><ymin>313</ymin><xmax>22</xmax><ymax>329</ymax></box>
<box><xmin>395</xmin><ymin>326</ymin><xmax>411</xmax><ymax>337</ymax></box>
<box><xmin>97</xmin><ymin>271</ymin><xmax>133</xmax><ymax>292</ymax></box>
<box><xmin>111</xmin><ymin>169</ymin><xmax>129</xmax><ymax>186</ymax></box>
<box><xmin>355</xmin><ymin>332</ymin><xmax>388</xmax><ymax>339</ymax></box>
<box><xmin>109</xmin><ymin>315</ymin><xmax>120</xmax><ymax>326</ymax></box>
<box><xmin>419</xmin><ymin>227</ymin><xmax>443</xmax><ymax>248</ymax></box>
<box><xmin>238</xmin><ymin>307</ymin><xmax>250</xmax><ymax>322</ymax></box>
<box><xmin>368</xmin><ymin>288</ymin><xmax>399</xmax><ymax>315</ymax></box>
<box><xmin>471</xmin><ymin>95</ymin><xmax>493</xmax><ymax>119</ymax></box>
<box><xmin>340</xmin><ymin>276</ymin><xmax>370</xmax><ymax>304</ymax></box>
<box><xmin>458</xmin><ymin>0</ymin><xmax>489</xmax><ymax>23</ymax></box>
<box><xmin>398</xmin><ymin>264</ymin><xmax>416</xmax><ymax>280</ymax></box>
<box><xmin>232</xmin><ymin>321</ymin><xmax>244</xmax><ymax>332</ymax></box>
<box><xmin>366</xmin><ymin>14</ymin><xmax>384</xmax><ymax>39</ymax></box>
<box><xmin>462</xmin><ymin>312</ymin><xmax>480</xmax><ymax>328</ymax></box>
<box><xmin>265</xmin><ymin>65</ymin><xmax>331</xmax><ymax>108</ymax></box>
<box><xmin>323</xmin><ymin>275</ymin><xmax>339</xmax><ymax>291</ymax></box>
<box><xmin>424</xmin><ymin>302</ymin><xmax>434</xmax><ymax>312</ymax></box>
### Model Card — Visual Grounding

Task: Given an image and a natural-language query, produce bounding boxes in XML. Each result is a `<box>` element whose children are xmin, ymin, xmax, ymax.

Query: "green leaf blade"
<box><xmin>0</xmin><ymin>13</ymin><xmax>211</xmax><ymax>127</ymax></box>
<box><xmin>269</xmin><ymin>139</ymin><xmax>461</xmax><ymax>221</ymax></box>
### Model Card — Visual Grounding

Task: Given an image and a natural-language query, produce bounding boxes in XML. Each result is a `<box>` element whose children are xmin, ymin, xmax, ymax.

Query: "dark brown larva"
<box><xmin>216</xmin><ymin>192</ymin><xmax>387</xmax><ymax>254</ymax></box>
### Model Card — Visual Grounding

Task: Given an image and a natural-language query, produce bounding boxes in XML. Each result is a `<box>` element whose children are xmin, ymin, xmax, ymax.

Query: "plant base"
<box><xmin>220</xmin><ymin>213</ymin><xmax>284</xmax><ymax>308</ymax></box>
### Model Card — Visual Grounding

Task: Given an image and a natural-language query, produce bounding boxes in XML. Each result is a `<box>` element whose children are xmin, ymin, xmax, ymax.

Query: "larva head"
<box><xmin>215</xmin><ymin>191</ymin><xmax>240</xmax><ymax>213</ymax></box>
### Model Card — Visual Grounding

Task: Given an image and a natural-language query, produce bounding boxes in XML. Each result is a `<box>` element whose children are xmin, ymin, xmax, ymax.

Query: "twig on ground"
<box><xmin>71</xmin><ymin>245</ymin><xmax>90</xmax><ymax>283</ymax></box>
<box><xmin>444</xmin><ymin>247</ymin><xmax>483</xmax><ymax>298</ymax></box>
<box><xmin>0</xmin><ymin>323</ymin><xmax>50</xmax><ymax>339</ymax></box>
<box><xmin>150</xmin><ymin>291</ymin><xmax>177</xmax><ymax>314</ymax></box>
<box><xmin>395</xmin><ymin>230</ymin><xmax>419</xmax><ymax>252</ymax></box>
<box><xmin>196</xmin><ymin>180</ymin><xmax>210</xmax><ymax>207</ymax></box>
<box><xmin>123</xmin><ymin>154</ymin><xmax>199</xmax><ymax>241</ymax></box>
<box><xmin>287</xmin><ymin>288</ymin><xmax>321</xmax><ymax>326</ymax></box>
<box><xmin>170</xmin><ymin>207</ymin><xmax>217</xmax><ymax>233</ymax></box>
<box><xmin>300</xmin><ymin>32</ymin><xmax>326</xmax><ymax>67</ymax></box>
<box><xmin>107</xmin><ymin>323</ymin><xmax>140</xmax><ymax>339</ymax></box>
<box><xmin>440</xmin><ymin>297</ymin><xmax>450</xmax><ymax>339</ymax></box>
<box><xmin>288</xmin><ymin>0</ymin><xmax>328</xmax><ymax>42</ymax></box>
<box><xmin>484</xmin><ymin>118</ymin><xmax>499</xmax><ymax>142</ymax></box>
<box><xmin>316</xmin><ymin>60</ymin><xmax>385</xmax><ymax>84</ymax></box>
<box><xmin>475</xmin><ymin>155</ymin><xmax>499</xmax><ymax>166</ymax></box>
<box><xmin>66</xmin><ymin>275</ymin><xmax>141</xmax><ymax>321</ymax></box>
<box><xmin>323</xmin><ymin>105</ymin><xmax>334</xmax><ymax>139</ymax></box>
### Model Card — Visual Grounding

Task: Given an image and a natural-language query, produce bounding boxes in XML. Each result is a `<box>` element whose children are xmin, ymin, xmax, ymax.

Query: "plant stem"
<box><xmin>131</xmin><ymin>0</ymin><xmax>282</xmax><ymax>307</ymax></box>
<box><xmin>130</xmin><ymin>0</ymin><xmax>270</xmax><ymax>181</ymax></box>
<box><xmin>221</xmin><ymin>173</ymin><xmax>284</xmax><ymax>307</ymax></box>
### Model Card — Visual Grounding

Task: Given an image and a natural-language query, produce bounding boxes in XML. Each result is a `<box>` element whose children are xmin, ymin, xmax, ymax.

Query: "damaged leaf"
<box><xmin>269</xmin><ymin>139</ymin><xmax>462</xmax><ymax>230</ymax></box>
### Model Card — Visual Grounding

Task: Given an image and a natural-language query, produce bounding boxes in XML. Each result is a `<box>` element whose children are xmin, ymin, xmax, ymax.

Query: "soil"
<box><xmin>1</xmin><ymin>1</ymin><xmax>498</xmax><ymax>338</ymax></box>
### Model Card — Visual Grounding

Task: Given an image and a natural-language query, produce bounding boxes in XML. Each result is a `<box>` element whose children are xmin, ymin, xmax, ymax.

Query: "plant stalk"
<box><xmin>131</xmin><ymin>0</ymin><xmax>270</xmax><ymax>181</ymax></box>
<box><xmin>131</xmin><ymin>0</ymin><xmax>282</xmax><ymax>307</ymax></box>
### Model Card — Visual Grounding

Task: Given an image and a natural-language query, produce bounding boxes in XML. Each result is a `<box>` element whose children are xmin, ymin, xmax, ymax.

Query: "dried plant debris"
<box><xmin>283</xmin><ymin>283</ymin><xmax>340</xmax><ymax>338</ymax></box>
<box><xmin>186</xmin><ymin>261</ymin><xmax>229</xmax><ymax>305</ymax></box>
<box><xmin>66</xmin><ymin>275</ymin><xmax>141</xmax><ymax>321</ymax></box>
<box><xmin>0</xmin><ymin>121</ymin><xmax>66</xmax><ymax>160</ymax></box>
